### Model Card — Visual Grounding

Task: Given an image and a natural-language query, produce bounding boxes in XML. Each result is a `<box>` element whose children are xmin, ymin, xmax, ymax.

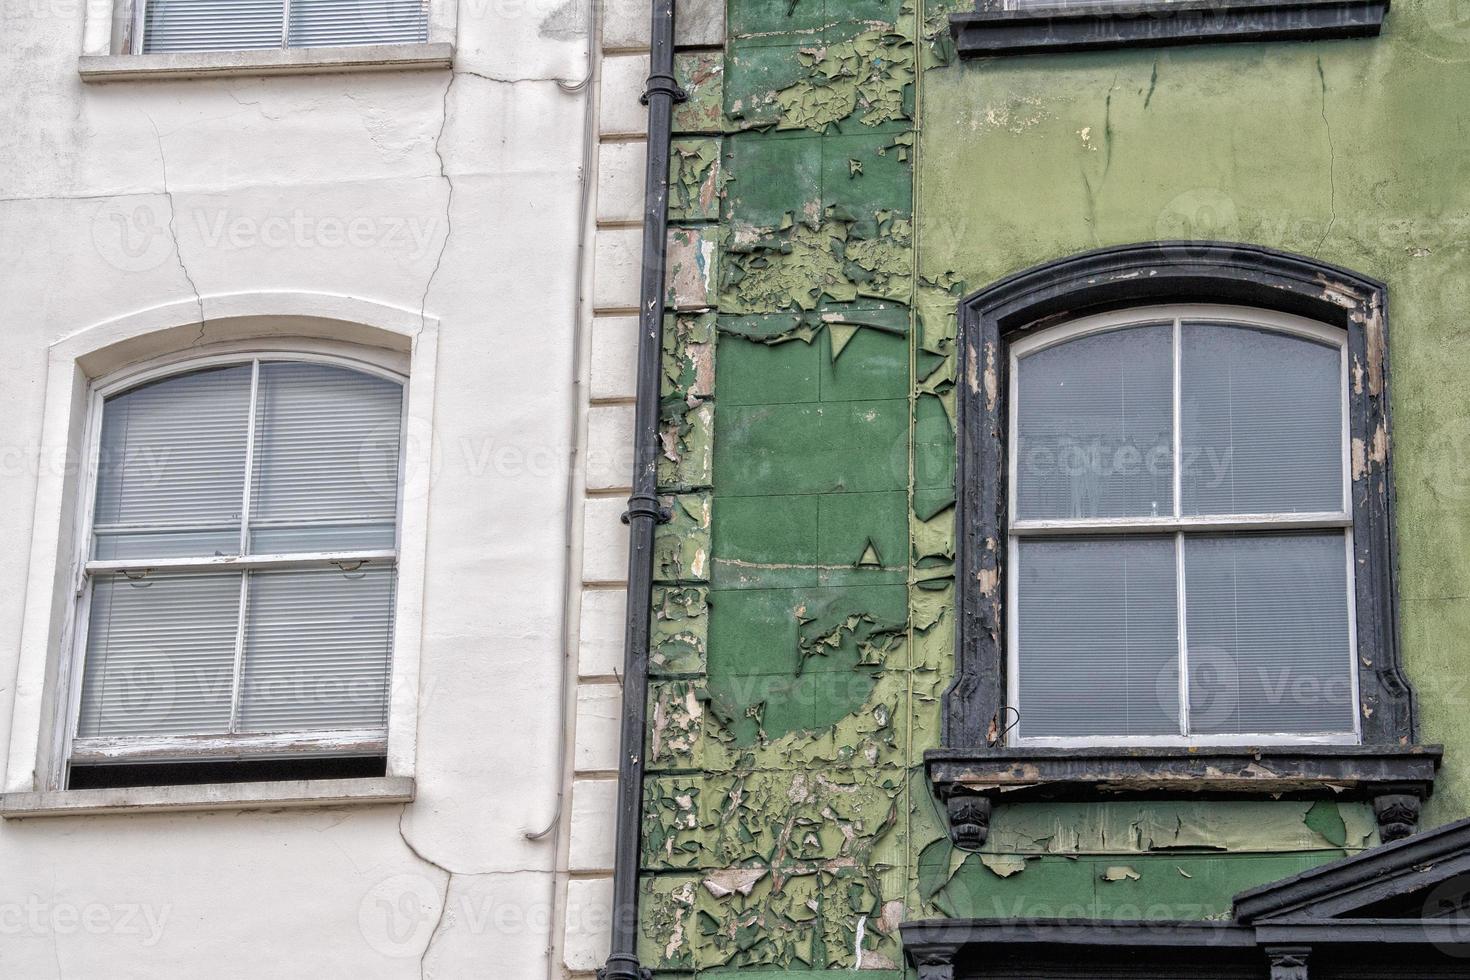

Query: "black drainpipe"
<box><xmin>602</xmin><ymin>2</ymin><xmax>683</xmax><ymax>979</ymax></box>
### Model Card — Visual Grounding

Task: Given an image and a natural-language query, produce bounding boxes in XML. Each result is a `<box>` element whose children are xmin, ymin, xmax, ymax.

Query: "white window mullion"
<box><xmin>1175</xmin><ymin>531</ymin><xmax>1190</xmax><ymax>737</ymax></box>
<box><xmin>225</xmin><ymin>360</ymin><xmax>260</xmax><ymax>734</ymax></box>
<box><xmin>228</xmin><ymin>571</ymin><xmax>250</xmax><ymax>734</ymax></box>
<box><xmin>1172</xmin><ymin>317</ymin><xmax>1188</xmax><ymax>737</ymax></box>
<box><xmin>1173</xmin><ymin>316</ymin><xmax>1183</xmax><ymax>519</ymax></box>
<box><xmin>280</xmin><ymin>0</ymin><xmax>290</xmax><ymax>48</ymax></box>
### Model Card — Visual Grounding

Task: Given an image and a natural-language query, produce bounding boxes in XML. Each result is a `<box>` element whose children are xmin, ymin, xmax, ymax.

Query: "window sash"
<box><xmin>67</xmin><ymin>354</ymin><xmax>406</xmax><ymax>764</ymax></box>
<box><xmin>1004</xmin><ymin>306</ymin><xmax>1359</xmax><ymax>747</ymax></box>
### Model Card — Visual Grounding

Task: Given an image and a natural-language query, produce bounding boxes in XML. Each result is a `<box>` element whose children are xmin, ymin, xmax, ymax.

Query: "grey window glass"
<box><xmin>289</xmin><ymin>0</ymin><xmax>429</xmax><ymax>47</ymax></box>
<box><xmin>1017</xmin><ymin>537</ymin><xmax>1180</xmax><ymax>737</ymax></box>
<box><xmin>1181</xmin><ymin>323</ymin><xmax>1343</xmax><ymax>515</ymax></box>
<box><xmin>142</xmin><ymin>0</ymin><xmax>285</xmax><ymax>52</ymax></box>
<box><xmin>238</xmin><ymin>566</ymin><xmax>397</xmax><ymax>732</ymax></box>
<box><xmin>92</xmin><ymin>364</ymin><xmax>252</xmax><ymax>560</ymax></box>
<box><xmin>248</xmin><ymin>361</ymin><xmax>402</xmax><ymax>554</ymax></box>
<box><xmin>1185</xmin><ymin>532</ymin><xmax>1355</xmax><ymax>735</ymax></box>
<box><xmin>1015</xmin><ymin>324</ymin><xmax>1174</xmax><ymax>520</ymax></box>
<box><xmin>77</xmin><ymin>571</ymin><xmax>242</xmax><ymax>737</ymax></box>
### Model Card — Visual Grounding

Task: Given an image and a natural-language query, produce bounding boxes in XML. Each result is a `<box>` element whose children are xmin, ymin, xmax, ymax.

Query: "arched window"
<box><xmin>933</xmin><ymin>244</ymin><xmax>1437</xmax><ymax>849</ymax></box>
<box><xmin>1008</xmin><ymin>306</ymin><xmax>1353</xmax><ymax>743</ymax></box>
<box><xmin>68</xmin><ymin>352</ymin><xmax>405</xmax><ymax>778</ymax></box>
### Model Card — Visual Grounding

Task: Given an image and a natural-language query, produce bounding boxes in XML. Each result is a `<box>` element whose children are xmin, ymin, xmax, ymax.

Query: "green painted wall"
<box><xmin>638</xmin><ymin>0</ymin><xmax>1470</xmax><ymax>974</ymax></box>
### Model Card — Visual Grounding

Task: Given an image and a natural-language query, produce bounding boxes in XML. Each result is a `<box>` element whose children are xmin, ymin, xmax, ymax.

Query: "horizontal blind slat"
<box><xmin>238</xmin><ymin>566</ymin><xmax>397</xmax><ymax>732</ymax></box>
<box><xmin>288</xmin><ymin>0</ymin><xmax>427</xmax><ymax>47</ymax></box>
<box><xmin>142</xmin><ymin>0</ymin><xmax>285</xmax><ymax>52</ymax></box>
<box><xmin>77</xmin><ymin>571</ymin><xmax>243</xmax><ymax>738</ymax></box>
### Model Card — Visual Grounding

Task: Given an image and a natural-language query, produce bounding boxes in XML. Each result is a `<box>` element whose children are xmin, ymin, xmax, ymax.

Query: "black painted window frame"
<box><xmin>948</xmin><ymin>0</ymin><xmax>1389</xmax><ymax>58</ymax></box>
<box><xmin>930</xmin><ymin>243</ymin><xmax>1439</xmax><ymax>847</ymax></box>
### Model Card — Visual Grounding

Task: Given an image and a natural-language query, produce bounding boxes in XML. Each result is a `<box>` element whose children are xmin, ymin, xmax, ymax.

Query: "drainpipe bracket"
<box><xmin>640</xmin><ymin>72</ymin><xmax>688</xmax><ymax>105</ymax></box>
<box><xmin>622</xmin><ymin>493</ymin><xmax>672</xmax><ymax>525</ymax></box>
<box><xmin>597</xmin><ymin>958</ymin><xmax>653</xmax><ymax>980</ymax></box>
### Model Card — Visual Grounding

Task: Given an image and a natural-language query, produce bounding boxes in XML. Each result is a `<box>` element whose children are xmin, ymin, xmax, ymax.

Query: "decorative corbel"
<box><xmin>1266</xmin><ymin>945</ymin><xmax>1311</xmax><ymax>980</ymax></box>
<box><xmin>1373</xmin><ymin>793</ymin><xmax>1422</xmax><ymax>843</ymax></box>
<box><xmin>946</xmin><ymin>790</ymin><xmax>993</xmax><ymax>850</ymax></box>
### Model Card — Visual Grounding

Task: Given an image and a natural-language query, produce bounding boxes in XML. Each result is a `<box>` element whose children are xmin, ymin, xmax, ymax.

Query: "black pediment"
<box><xmin>1235</xmin><ymin>815</ymin><xmax>1470</xmax><ymax>924</ymax></box>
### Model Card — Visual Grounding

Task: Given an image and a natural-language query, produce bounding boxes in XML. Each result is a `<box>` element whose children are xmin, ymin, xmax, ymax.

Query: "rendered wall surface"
<box><xmin>0</xmin><ymin>2</ymin><xmax>598</xmax><ymax>976</ymax></box>
<box><xmin>636</xmin><ymin>0</ymin><xmax>1470</xmax><ymax>975</ymax></box>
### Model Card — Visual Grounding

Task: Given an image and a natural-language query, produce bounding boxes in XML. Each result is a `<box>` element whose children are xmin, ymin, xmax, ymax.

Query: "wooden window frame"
<box><xmin>929</xmin><ymin>242</ymin><xmax>1440</xmax><ymax>848</ymax></box>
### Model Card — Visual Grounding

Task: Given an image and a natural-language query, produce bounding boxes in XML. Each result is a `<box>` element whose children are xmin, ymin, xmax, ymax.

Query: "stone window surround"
<box><xmin>1</xmin><ymin>292</ymin><xmax>438</xmax><ymax>818</ymax></box>
<box><xmin>76</xmin><ymin>0</ymin><xmax>455</xmax><ymax>81</ymax></box>
<box><xmin>932</xmin><ymin>242</ymin><xmax>1442</xmax><ymax>849</ymax></box>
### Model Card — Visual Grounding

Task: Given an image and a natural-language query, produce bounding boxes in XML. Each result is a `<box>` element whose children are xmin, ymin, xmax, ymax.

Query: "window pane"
<box><xmin>76</xmin><ymin>571</ymin><xmax>242</xmax><ymax>738</ymax></box>
<box><xmin>238</xmin><ymin>566</ymin><xmax>396</xmax><ymax>732</ymax></box>
<box><xmin>288</xmin><ymin>0</ymin><xmax>428</xmax><ymax>47</ymax></box>
<box><xmin>93</xmin><ymin>365</ymin><xmax>252</xmax><ymax>560</ymax></box>
<box><xmin>248</xmin><ymin>362</ymin><xmax>402</xmax><ymax>554</ymax></box>
<box><xmin>1015</xmin><ymin>324</ymin><xmax>1174</xmax><ymax>520</ymax></box>
<box><xmin>1016</xmin><ymin>537</ymin><xmax>1180</xmax><ymax>737</ymax></box>
<box><xmin>1185</xmin><ymin>532</ymin><xmax>1355</xmax><ymax>735</ymax></box>
<box><xmin>1181</xmin><ymin>323</ymin><xmax>1343</xmax><ymax>515</ymax></box>
<box><xmin>142</xmin><ymin>0</ymin><xmax>285</xmax><ymax>52</ymax></box>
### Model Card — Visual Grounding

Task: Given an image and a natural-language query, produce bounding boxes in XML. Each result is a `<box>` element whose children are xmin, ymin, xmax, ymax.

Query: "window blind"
<box><xmin>140</xmin><ymin>0</ymin><xmax>428</xmax><ymax>53</ymax></box>
<box><xmin>1009</xmin><ymin>315</ymin><xmax>1355</xmax><ymax>742</ymax></box>
<box><xmin>76</xmin><ymin>359</ymin><xmax>403</xmax><ymax>747</ymax></box>
<box><xmin>1015</xmin><ymin>324</ymin><xmax>1174</xmax><ymax>521</ymax></box>
<box><xmin>1181</xmin><ymin>323</ymin><xmax>1343</xmax><ymax>515</ymax></box>
<box><xmin>1016</xmin><ymin>537</ymin><xmax>1181</xmax><ymax>738</ymax></box>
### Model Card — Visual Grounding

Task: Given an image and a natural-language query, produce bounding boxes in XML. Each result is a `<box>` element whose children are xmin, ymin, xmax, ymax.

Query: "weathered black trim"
<box><xmin>935</xmin><ymin>242</ymin><xmax>1432</xmax><ymax>846</ymax></box>
<box><xmin>949</xmin><ymin>0</ymin><xmax>1388</xmax><ymax>58</ymax></box>
<box><xmin>1235</xmin><ymin>813</ymin><xmax>1470</xmax><ymax>922</ymax></box>
<box><xmin>601</xmin><ymin>2</ymin><xmax>684</xmax><ymax>980</ymax></box>
<box><xmin>905</xmin><ymin>817</ymin><xmax>1470</xmax><ymax>976</ymax></box>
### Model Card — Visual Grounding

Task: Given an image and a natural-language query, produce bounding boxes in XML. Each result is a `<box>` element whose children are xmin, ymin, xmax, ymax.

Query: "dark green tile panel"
<box><xmin>714</xmin><ymin>399</ymin><xmax>909</xmax><ymax>496</ymax></box>
<box><xmin>711</xmin><ymin>494</ymin><xmax>819</xmax><ymax>590</ymax></box>
<box><xmin>816</xmin><ymin>491</ymin><xmax>908</xmax><ymax>586</ymax></box>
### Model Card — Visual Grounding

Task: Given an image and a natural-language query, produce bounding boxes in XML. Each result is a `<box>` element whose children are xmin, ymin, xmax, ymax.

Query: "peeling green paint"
<box><xmin>636</xmin><ymin>1</ymin><xmax>1439</xmax><ymax>974</ymax></box>
<box><xmin>670</xmin><ymin>139</ymin><xmax>725</xmax><ymax>223</ymax></box>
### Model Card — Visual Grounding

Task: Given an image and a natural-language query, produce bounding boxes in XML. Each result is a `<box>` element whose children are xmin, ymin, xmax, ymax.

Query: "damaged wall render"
<box><xmin>621</xmin><ymin>0</ymin><xmax>1470</xmax><ymax>975</ymax></box>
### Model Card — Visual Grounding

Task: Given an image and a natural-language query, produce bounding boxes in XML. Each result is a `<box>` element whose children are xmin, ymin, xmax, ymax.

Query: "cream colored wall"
<box><xmin>0</xmin><ymin>0</ymin><xmax>606</xmax><ymax>975</ymax></box>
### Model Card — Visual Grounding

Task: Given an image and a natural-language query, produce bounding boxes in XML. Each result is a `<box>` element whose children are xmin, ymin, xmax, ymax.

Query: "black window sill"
<box><xmin>948</xmin><ymin>0</ymin><xmax>1389</xmax><ymax>57</ymax></box>
<box><xmin>927</xmin><ymin>744</ymin><xmax>1442</xmax><ymax>848</ymax></box>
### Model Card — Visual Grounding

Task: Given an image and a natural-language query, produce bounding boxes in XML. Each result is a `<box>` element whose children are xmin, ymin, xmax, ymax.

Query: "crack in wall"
<box><xmin>1315</xmin><ymin>56</ymin><xmax>1338</xmax><ymax>254</ymax></box>
<box><xmin>419</xmin><ymin>72</ymin><xmax>456</xmax><ymax>334</ymax></box>
<box><xmin>396</xmin><ymin>805</ymin><xmax>456</xmax><ymax>979</ymax></box>
<box><xmin>145</xmin><ymin>114</ymin><xmax>205</xmax><ymax>343</ymax></box>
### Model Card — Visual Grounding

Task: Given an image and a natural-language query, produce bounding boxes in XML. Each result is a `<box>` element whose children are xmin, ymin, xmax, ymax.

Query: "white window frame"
<box><xmin>1005</xmin><ymin>303</ymin><xmax>1361</xmax><ymax>749</ymax></box>
<box><xmin>61</xmin><ymin>347</ymin><xmax>409</xmax><ymax>771</ymax></box>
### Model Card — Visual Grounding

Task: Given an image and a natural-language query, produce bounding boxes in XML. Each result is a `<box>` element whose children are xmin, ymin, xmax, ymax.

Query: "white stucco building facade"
<box><xmin>0</xmin><ymin>0</ymin><xmax>719</xmax><ymax>974</ymax></box>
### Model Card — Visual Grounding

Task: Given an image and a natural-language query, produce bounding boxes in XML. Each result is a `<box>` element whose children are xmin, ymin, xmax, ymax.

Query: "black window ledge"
<box><xmin>949</xmin><ymin>0</ymin><xmax>1389</xmax><ymax>57</ymax></box>
<box><xmin>927</xmin><ymin>744</ymin><xmax>1442</xmax><ymax>849</ymax></box>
